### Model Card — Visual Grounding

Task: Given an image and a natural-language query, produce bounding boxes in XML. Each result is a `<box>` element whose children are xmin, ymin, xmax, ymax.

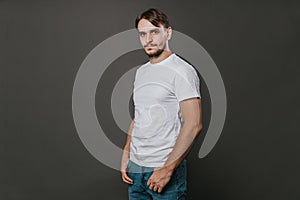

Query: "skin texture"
<box><xmin>121</xmin><ymin>19</ymin><xmax>202</xmax><ymax>193</ymax></box>
<box><xmin>137</xmin><ymin>19</ymin><xmax>172</xmax><ymax>64</ymax></box>
<box><xmin>147</xmin><ymin>98</ymin><xmax>202</xmax><ymax>193</ymax></box>
<box><xmin>121</xmin><ymin>119</ymin><xmax>134</xmax><ymax>184</ymax></box>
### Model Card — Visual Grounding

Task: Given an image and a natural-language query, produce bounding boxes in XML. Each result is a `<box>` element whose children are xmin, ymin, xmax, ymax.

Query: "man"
<box><xmin>121</xmin><ymin>8</ymin><xmax>202</xmax><ymax>199</ymax></box>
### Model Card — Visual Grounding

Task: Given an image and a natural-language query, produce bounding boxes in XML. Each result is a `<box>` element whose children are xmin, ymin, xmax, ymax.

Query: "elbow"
<box><xmin>195</xmin><ymin>123</ymin><xmax>203</xmax><ymax>136</ymax></box>
<box><xmin>187</xmin><ymin>122</ymin><xmax>202</xmax><ymax>138</ymax></box>
<box><xmin>183</xmin><ymin>121</ymin><xmax>203</xmax><ymax>137</ymax></box>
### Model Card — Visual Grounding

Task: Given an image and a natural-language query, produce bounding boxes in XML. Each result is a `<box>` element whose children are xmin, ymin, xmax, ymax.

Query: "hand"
<box><xmin>147</xmin><ymin>166</ymin><xmax>173</xmax><ymax>193</ymax></box>
<box><xmin>121</xmin><ymin>150</ymin><xmax>133</xmax><ymax>184</ymax></box>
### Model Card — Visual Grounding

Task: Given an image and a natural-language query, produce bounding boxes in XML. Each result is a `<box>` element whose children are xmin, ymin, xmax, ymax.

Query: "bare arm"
<box><xmin>147</xmin><ymin>98</ymin><xmax>202</xmax><ymax>192</ymax></box>
<box><xmin>121</xmin><ymin>118</ymin><xmax>135</xmax><ymax>184</ymax></box>
<box><xmin>164</xmin><ymin>98</ymin><xmax>202</xmax><ymax>170</ymax></box>
<box><xmin>123</xmin><ymin>119</ymin><xmax>134</xmax><ymax>153</ymax></box>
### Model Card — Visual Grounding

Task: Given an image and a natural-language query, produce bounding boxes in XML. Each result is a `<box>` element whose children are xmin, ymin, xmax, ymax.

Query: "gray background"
<box><xmin>1</xmin><ymin>0</ymin><xmax>299</xmax><ymax>199</ymax></box>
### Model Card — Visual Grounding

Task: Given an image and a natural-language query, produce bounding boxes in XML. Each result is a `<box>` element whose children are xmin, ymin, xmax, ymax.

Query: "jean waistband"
<box><xmin>127</xmin><ymin>159</ymin><xmax>186</xmax><ymax>173</ymax></box>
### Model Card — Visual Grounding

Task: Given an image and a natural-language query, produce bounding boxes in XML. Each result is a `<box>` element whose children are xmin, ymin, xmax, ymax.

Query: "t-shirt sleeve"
<box><xmin>174</xmin><ymin>67</ymin><xmax>201</xmax><ymax>102</ymax></box>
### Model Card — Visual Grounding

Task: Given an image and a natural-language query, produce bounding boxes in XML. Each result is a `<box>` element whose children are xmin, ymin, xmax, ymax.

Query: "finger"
<box><xmin>158</xmin><ymin>186</ymin><xmax>163</xmax><ymax>193</ymax></box>
<box><xmin>122</xmin><ymin>172</ymin><xmax>133</xmax><ymax>184</ymax></box>
<box><xmin>124</xmin><ymin>176</ymin><xmax>133</xmax><ymax>184</ymax></box>
<box><xmin>148</xmin><ymin>183</ymin><xmax>154</xmax><ymax>190</ymax></box>
<box><xmin>147</xmin><ymin>175</ymin><xmax>156</xmax><ymax>186</ymax></box>
<box><xmin>153</xmin><ymin>185</ymin><xmax>158</xmax><ymax>192</ymax></box>
<box><xmin>122</xmin><ymin>177</ymin><xmax>131</xmax><ymax>184</ymax></box>
<box><xmin>124</xmin><ymin>175</ymin><xmax>133</xmax><ymax>184</ymax></box>
<box><xmin>122</xmin><ymin>175</ymin><xmax>133</xmax><ymax>184</ymax></box>
<box><xmin>147</xmin><ymin>178</ymin><xmax>152</xmax><ymax>186</ymax></box>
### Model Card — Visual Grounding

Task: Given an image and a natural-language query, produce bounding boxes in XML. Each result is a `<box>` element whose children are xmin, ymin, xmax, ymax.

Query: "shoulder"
<box><xmin>172</xmin><ymin>54</ymin><xmax>199</xmax><ymax>78</ymax></box>
<box><xmin>136</xmin><ymin>61</ymin><xmax>150</xmax><ymax>74</ymax></box>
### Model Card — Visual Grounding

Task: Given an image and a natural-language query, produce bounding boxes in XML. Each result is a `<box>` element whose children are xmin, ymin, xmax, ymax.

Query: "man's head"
<box><xmin>135</xmin><ymin>8</ymin><xmax>172</xmax><ymax>58</ymax></box>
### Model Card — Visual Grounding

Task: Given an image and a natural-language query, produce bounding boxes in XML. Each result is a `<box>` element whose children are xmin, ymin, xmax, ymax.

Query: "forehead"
<box><xmin>137</xmin><ymin>19</ymin><xmax>163</xmax><ymax>30</ymax></box>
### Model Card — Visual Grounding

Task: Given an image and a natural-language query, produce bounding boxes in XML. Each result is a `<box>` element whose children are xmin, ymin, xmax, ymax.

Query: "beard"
<box><xmin>146</xmin><ymin>48</ymin><xmax>164</xmax><ymax>58</ymax></box>
<box><xmin>144</xmin><ymin>43</ymin><xmax>166</xmax><ymax>58</ymax></box>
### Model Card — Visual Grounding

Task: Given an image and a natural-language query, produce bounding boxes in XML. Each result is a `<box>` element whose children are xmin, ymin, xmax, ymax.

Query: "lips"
<box><xmin>146</xmin><ymin>48</ymin><xmax>153</xmax><ymax>52</ymax></box>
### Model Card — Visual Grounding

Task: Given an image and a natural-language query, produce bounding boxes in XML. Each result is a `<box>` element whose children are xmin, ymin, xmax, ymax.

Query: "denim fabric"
<box><xmin>127</xmin><ymin>160</ymin><xmax>187</xmax><ymax>200</ymax></box>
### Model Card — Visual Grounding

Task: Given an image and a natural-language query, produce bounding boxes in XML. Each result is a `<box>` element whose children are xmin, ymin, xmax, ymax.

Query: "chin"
<box><xmin>145</xmin><ymin>49</ymin><xmax>164</xmax><ymax>58</ymax></box>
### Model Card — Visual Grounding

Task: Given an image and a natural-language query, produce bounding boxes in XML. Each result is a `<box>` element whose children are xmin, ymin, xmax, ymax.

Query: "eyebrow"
<box><xmin>138</xmin><ymin>28</ymin><xmax>161</xmax><ymax>33</ymax></box>
<box><xmin>150</xmin><ymin>28</ymin><xmax>160</xmax><ymax>32</ymax></box>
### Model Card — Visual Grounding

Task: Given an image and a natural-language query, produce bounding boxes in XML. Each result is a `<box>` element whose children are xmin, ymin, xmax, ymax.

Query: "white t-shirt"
<box><xmin>130</xmin><ymin>53</ymin><xmax>201</xmax><ymax>167</ymax></box>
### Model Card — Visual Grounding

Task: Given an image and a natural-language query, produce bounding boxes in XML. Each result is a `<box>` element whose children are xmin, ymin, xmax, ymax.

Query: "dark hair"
<box><xmin>135</xmin><ymin>8</ymin><xmax>170</xmax><ymax>29</ymax></box>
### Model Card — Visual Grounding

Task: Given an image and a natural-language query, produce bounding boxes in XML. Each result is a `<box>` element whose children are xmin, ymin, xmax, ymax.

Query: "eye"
<box><xmin>151</xmin><ymin>29</ymin><xmax>160</xmax><ymax>34</ymax></box>
<box><xmin>139</xmin><ymin>32</ymin><xmax>146</xmax><ymax>37</ymax></box>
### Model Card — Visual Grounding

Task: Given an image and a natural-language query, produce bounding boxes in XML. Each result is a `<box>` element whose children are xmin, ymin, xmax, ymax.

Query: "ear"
<box><xmin>166</xmin><ymin>27</ymin><xmax>172</xmax><ymax>40</ymax></box>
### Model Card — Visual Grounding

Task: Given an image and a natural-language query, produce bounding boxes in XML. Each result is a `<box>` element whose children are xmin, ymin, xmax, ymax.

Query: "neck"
<box><xmin>149</xmin><ymin>50</ymin><xmax>173</xmax><ymax>64</ymax></box>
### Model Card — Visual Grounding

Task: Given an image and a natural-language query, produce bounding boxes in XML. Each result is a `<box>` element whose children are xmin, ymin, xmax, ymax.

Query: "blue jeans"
<box><xmin>127</xmin><ymin>159</ymin><xmax>187</xmax><ymax>200</ymax></box>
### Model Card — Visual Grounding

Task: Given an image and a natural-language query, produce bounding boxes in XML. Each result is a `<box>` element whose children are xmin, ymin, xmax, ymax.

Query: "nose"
<box><xmin>145</xmin><ymin>33</ymin><xmax>153</xmax><ymax>44</ymax></box>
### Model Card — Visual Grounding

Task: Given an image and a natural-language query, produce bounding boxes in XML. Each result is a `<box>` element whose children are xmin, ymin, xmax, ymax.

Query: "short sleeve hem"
<box><xmin>177</xmin><ymin>93</ymin><xmax>201</xmax><ymax>102</ymax></box>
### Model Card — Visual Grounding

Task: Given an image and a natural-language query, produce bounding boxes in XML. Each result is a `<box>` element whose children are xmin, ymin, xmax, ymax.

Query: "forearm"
<box><xmin>164</xmin><ymin>122</ymin><xmax>202</xmax><ymax>171</ymax></box>
<box><xmin>121</xmin><ymin>119</ymin><xmax>135</xmax><ymax>171</ymax></box>
<box><xmin>123</xmin><ymin>119</ymin><xmax>135</xmax><ymax>151</ymax></box>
